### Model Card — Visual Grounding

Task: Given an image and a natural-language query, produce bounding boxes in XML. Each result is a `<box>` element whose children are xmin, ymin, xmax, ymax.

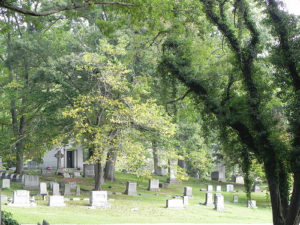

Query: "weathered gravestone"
<box><xmin>62</xmin><ymin>172</ymin><xmax>70</xmax><ymax>178</ymax></box>
<box><xmin>148</xmin><ymin>179</ymin><xmax>160</xmax><ymax>191</ymax></box>
<box><xmin>252</xmin><ymin>185</ymin><xmax>261</xmax><ymax>192</ymax></box>
<box><xmin>247</xmin><ymin>200</ymin><xmax>257</xmax><ymax>209</ymax></box>
<box><xmin>69</xmin><ymin>182</ymin><xmax>77</xmax><ymax>190</ymax></box>
<box><xmin>2</xmin><ymin>179</ymin><xmax>10</xmax><ymax>189</ymax></box>
<box><xmin>39</xmin><ymin>183</ymin><xmax>48</xmax><ymax>195</ymax></box>
<box><xmin>183</xmin><ymin>186</ymin><xmax>192</xmax><ymax>198</ymax></box>
<box><xmin>52</xmin><ymin>183</ymin><xmax>60</xmax><ymax>195</ymax></box>
<box><xmin>54</xmin><ymin>151</ymin><xmax>64</xmax><ymax>170</ymax></box>
<box><xmin>166</xmin><ymin>198</ymin><xmax>184</xmax><ymax>209</ymax></box>
<box><xmin>24</xmin><ymin>175</ymin><xmax>39</xmax><ymax>189</ymax></box>
<box><xmin>214</xmin><ymin>194</ymin><xmax>225</xmax><ymax>211</ymax></box>
<box><xmin>183</xmin><ymin>196</ymin><xmax>189</xmax><ymax>206</ymax></box>
<box><xmin>89</xmin><ymin>191</ymin><xmax>111</xmax><ymax>208</ymax></box>
<box><xmin>205</xmin><ymin>192</ymin><xmax>214</xmax><ymax>206</ymax></box>
<box><xmin>226</xmin><ymin>184</ymin><xmax>234</xmax><ymax>192</ymax></box>
<box><xmin>9</xmin><ymin>190</ymin><xmax>36</xmax><ymax>207</ymax></box>
<box><xmin>216</xmin><ymin>185</ymin><xmax>222</xmax><ymax>192</ymax></box>
<box><xmin>167</xmin><ymin>159</ymin><xmax>181</xmax><ymax>184</ymax></box>
<box><xmin>83</xmin><ymin>164</ymin><xmax>95</xmax><ymax>177</ymax></box>
<box><xmin>76</xmin><ymin>186</ymin><xmax>80</xmax><ymax>196</ymax></box>
<box><xmin>41</xmin><ymin>169</ymin><xmax>52</xmax><ymax>176</ymax></box>
<box><xmin>233</xmin><ymin>195</ymin><xmax>238</xmax><ymax>203</ymax></box>
<box><xmin>235</xmin><ymin>176</ymin><xmax>244</xmax><ymax>184</ymax></box>
<box><xmin>156</xmin><ymin>166</ymin><xmax>167</xmax><ymax>176</ymax></box>
<box><xmin>125</xmin><ymin>181</ymin><xmax>137</xmax><ymax>196</ymax></box>
<box><xmin>207</xmin><ymin>184</ymin><xmax>213</xmax><ymax>192</ymax></box>
<box><xmin>64</xmin><ymin>184</ymin><xmax>71</xmax><ymax>196</ymax></box>
<box><xmin>73</xmin><ymin>171</ymin><xmax>81</xmax><ymax>178</ymax></box>
<box><xmin>48</xmin><ymin>196</ymin><xmax>65</xmax><ymax>207</ymax></box>
<box><xmin>27</xmin><ymin>161</ymin><xmax>38</xmax><ymax>170</ymax></box>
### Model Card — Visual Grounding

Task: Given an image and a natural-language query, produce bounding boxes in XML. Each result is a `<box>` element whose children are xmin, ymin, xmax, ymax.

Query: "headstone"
<box><xmin>183</xmin><ymin>196</ymin><xmax>189</xmax><ymax>206</ymax></box>
<box><xmin>41</xmin><ymin>169</ymin><xmax>52</xmax><ymax>176</ymax></box>
<box><xmin>76</xmin><ymin>186</ymin><xmax>80</xmax><ymax>196</ymax></box>
<box><xmin>48</xmin><ymin>195</ymin><xmax>65</xmax><ymax>207</ymax></box>
<box><xmin>216</xmin><ymin>185</ymin><xmax>222</xmax><ymax>192</ymax></box>
<box><xmin>205</xmin><ymin>192</ymin><xmax>214</xmax><ymax>206</ymax></box>
<box><xmin>7</xmin><ymin>174</ymin><xmax>13</xmax><ymax>180</ymax></box>
<box><xmin>9</xmin><ymin>190</ymin><xmax>36</xmax><ymax>207</ymax></box>
<box><xmin>64</xmin><ymin>184</ymin><xmax>71</xmax><ymax>196</ymax></box>
<box><xmin>233</xmin><ymin>195</ymin><xmax>238</xmax><ymax>203</ymax></box>
<box><xmin>156</xmin><ymin>166</ymin><xmax>167</xmax><ymax>176</ymax></box>
<box><xmin>83</xmin><ymin>164</ymin><xmax>95</xmax><ymax>177</ymax></box>
<box><xmin>69</xmin><ymin>182</ymin><xmax>77</xmax><ymax>190</ymax></box>
<box><xmin>52</xmin><ymin>183</ymin><xmax>60</xmax><ymax>195</ymax></box>
<box><xmin>12</xmin><ymin>174</ymin><xmax>17</xmax><ymax>182</ymax></box>
<box><xmin>166</xmin><ymin>199</ymin><xmax>184</xmax><ymax>209</ymax></box>
<box><xmin>226</xmin><ymin>184</ymin><xmax>234</xmax><ymax>192</ymax></box>
<box><xmin>2</xmin><ymin>179</ymin><xmax>10</xmax><ymax>189</ymax></box>
<box><xmin>183</xmin><ymin>186</ymin><xmax>192</xmax><ymax>198</ymax></box>
<box><xmin>54</xmin><ymin>151</ymin><xmax>64</xmax><ymax>169</ymax></box>
<box><xmin>63</xmin><ymin>172</ymin><xmax>70</xmax><ymax>178</ymax></box>
<box><xmin>148</xmin><ymin>179</ymin><xmax>160</xmax><ymax>191</ymax></box>
<box><xmin>4</xmin><ymin>173</ymin><xmax>9</xmax><ymax>179</ymax></box>
<box><xmin>207</xmin><ymin>184</ymin><xmax>213</xmax><ymax>192</ymax></box>
<box><xmin>252</xmin><ymin>185</ymin><xmax>261</xmax><ymax>192</ymax></box>
<box><xmin>27</xmin><ymin>161</ymin><xmax>38</xmax><ymax>170</ymax></box>
<box><xmin>211</xmin><ymin>159</ymin><xmax>226</xmax><ymax>182</ymax></box>
<box><xmin>247</xmin><ymin>200</ymin><xmax>257</xmax><ymax>208</ymax></box>
<box><xmin>159</xmin><ymin>183</ymin><xmax>169</xmax><ymax>188</ymax></box>
<box><xmin>24</xmin><ymin>175</ymin><xmax>39</xmax><ymax>189</ymax></box>
<box><xmin>167</xmin><ymin>159</ymin><xmax>181</xmax><ymax>184</ymax></box>
<box><xmin>235</xmin><ymin>176</ymin><xmax>244</xmax><ymax>184</ymax></box>
<box><xmin>125</xmin><ymin>181</ymin><xmax>137</xmax><ymax>196</ymax></box>
<box><xmin>214</xmin><ymin>194</ymin><xmax>225</xmax><ymax>211</ymax></box>
<box><xmin>89</xmin><ymin>191</ymin><xmax>111</xmax><ymax>208</ymax></box>
<box><xmin>73</xmin><ymin>171</ymin><xmax>81</xmax><ymax>178</ymax></box>
<box><xmin>39</xmin><ymin>182</ymin><xmax>48</xmax><ymax>195</ymax></box>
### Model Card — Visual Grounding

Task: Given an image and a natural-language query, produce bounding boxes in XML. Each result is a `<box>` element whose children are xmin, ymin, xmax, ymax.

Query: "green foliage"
<box><xmin>2</xmin><ymin>211</ymin><xmax>19</xmax><ymax>225</ymax></box>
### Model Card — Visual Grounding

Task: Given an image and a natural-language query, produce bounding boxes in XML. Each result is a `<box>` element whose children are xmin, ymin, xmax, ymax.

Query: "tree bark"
<box><xmin>94</xmin><ymin>162</ymin><xmax>104</xmax><ymax>190</ymax></box>
<box><xmin>104</xmin><ymin>148</ymin><xmax>117</xmax><ymax>181</ymax></box>
<box><xmin>152</xmin><ymin>140</ymin><xmax>160</xmax><ymax>175</ymax></box>
<box><xmin>287</xmin><ymin>172</ymin><xmax>300</xmax><ymax>225</ymax></box>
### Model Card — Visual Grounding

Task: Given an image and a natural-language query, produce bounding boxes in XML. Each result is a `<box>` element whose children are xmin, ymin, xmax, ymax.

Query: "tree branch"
<box><xmin>0</xmin><ymin>1</ymin><xmax>135</xmax><ymax>17</ymax></box>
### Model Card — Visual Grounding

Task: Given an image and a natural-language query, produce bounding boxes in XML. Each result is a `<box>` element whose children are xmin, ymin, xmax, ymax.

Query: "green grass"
<box><xmin>2</xmin><ymin>172</ymin><xmax>272</xmax><ymax>224</ymax></box>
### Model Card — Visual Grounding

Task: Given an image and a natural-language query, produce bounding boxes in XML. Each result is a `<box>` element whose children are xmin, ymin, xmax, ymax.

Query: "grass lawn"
<box><xmin>2</xmin><ymin>172</ymin><xmax>272</xmax><ymax>224</ymax></box>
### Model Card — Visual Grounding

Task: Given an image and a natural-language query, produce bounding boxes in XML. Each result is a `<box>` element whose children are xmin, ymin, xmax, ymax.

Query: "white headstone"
<box><xmin>89</xmin><ymin>191</ymin><xmax>111</xmax><ymax>208</ymax></box>
<box><xmin>9</xmin><ymin>190</ymin><xmax>36</xmax><ymax>207</ymax></box>
<box><xmin>52</xmin><ymin>183</ymin><xmax>60</xmax><ymax>195</ymax></box>
<box><xmin>39</xmin><ymin>182</ymin><xmax>48</xmax><ymax>195</ymax></box>
<box><xmin>2</xmin><ymin>179</ymin><xmax>10</xmax><ymax>189</ymax></box>
<box><xmin>83</xmin><ymin>164</ymin><xmax>95</xmax><ymax>177</ymax></box>
<box><xmin>183</xmin><ymin>186</ymin><xmax>192</xmax><ymax>198</ymax></box>
<box><xmin>233</xmin><ymin>195</ymin><xmax>238</xmax><ymax>203</ymax></box>
<box><xmin>64</xmin><ymin>184</ymin><xmax>71</xmax><ymax>196</ymax></box>
<box><xmin>207</xmin><ymin>184</ymin><xmax>213</xmax><ymax>192</ymax></box>
<box><xmin>205</xmin><ymin>192</ymin><xmax>214</xmax><ymax>206</ymax></box>
<box><xmin>252</xmin><ymin>185</ymin><xmax>261</xmax><ymax>192</ymax></box>
<box><xmin>226</xmin><ymin>184</ymin><xmax>234</xmax><ymax>192</ymax></box>
<box><xmin>166</xmin><ymin>199</ymin><xmax>184</xmax><ymax>209</ymax></box>
<box><xmin>235</xmin><ymin>176</ymin><xmax>244</xmax><ymax>184</ymax></box>
<box><xmin>183</xmin><ymin>196</ymin><xmax>189</xmax><ymax>206</ymax></box>
<box><xmin>24</xmin><ymin>175</ymin><xmax>39</xmax><ymax>189</ymax></box>
<box><xmin>48</xmin><ymin>195</ymin><xmax>66</xmax><ymax>207</ymax></box>
<box><xmin>216</xmin><ymin>185</ymin><xmax>222</xmax><ymax>192</ymax></box>
<box><xmin>214</xmin><ymin>194</ymin><xmax>224</xmax><ymax>211</ymax></box>
<box><xmin>125</xmin><ymin>181</ymin><xmax>137</xmax><ymax>196</ymax></box>
<box><xmin>247</xmin><ymin>200</ymin><xmax>257</xmax><ymax>208</ymax></box>
<box><xmin>148</xmin><ymin>179</ymin><xmax>160</xmax><ymax>191</ymax></box>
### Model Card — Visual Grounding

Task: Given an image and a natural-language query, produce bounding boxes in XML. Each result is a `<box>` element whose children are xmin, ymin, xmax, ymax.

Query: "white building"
<box><xmin>40</xmin><ymin>143</ymin><xmax>84</xmax><ymax>170</ymax></box>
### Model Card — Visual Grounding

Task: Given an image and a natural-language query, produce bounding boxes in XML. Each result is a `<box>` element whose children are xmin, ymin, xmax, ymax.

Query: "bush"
<box><xmin>2</xmin><ymin>211</ymin><xmax>19</xmax><ymax>225</ymax></box>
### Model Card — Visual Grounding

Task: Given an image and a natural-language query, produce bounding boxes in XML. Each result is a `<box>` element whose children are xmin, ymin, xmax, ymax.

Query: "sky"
<box><xmin>283</xmin><ymin>0</ymin><xmax>300</xmax><ymax>15</ymax></box>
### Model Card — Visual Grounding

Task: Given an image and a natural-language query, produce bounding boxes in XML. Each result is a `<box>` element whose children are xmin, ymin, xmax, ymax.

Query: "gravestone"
<box><xmin>247</xmin><ymin>200</ymin><xmax>257</xmax><ymax>209</ymax></box>
<box><xmin>2</xmin><ymin>179</ymin><xmax>10</xmax><ymax>189</ymax></box>
<box><xmin>76</xmin><ymin>186</ymin><xmax>80</xmax><ymax>196</ymax></box>
<box><xmin>89</xmin><ymin>191</ymin><xmax>111</xmax><ymax>208</ymax></box>
<box><xmin>148</xmin><ymin>179</ymin><xmax>160</xmax><ymax>191</ymax></box>
<box><xmin>125</xmin><ymin>181</ymin><xmax>137</xmax><ymax>196</ymax></box>
<box><xmin>166</xmin><ymin>199</ymin><xmax>184</xmax><ymax>209</ymax></box>
<box><xmin>83</xmin><ymin>164</ymin><xmax>95</xmax><ymax>177</ymax></box>
<box><xmin>252</xmin><ymin>185</ymin><xmax>261</xmax><ymax>192</ymax></box>
<box><xmin>183</xmin><ymin>196</ymin><xmax>189</xmax><ymax>206</ymax></box>
<box><xmin>156</xmin><ymin>166</ymin><xmax>167</xmax><ymax>176</ymax></box>
<box><xmin>52</xmin><ymin>183</ymin><xmax>60</xmax><ymax>195</ymax></box>
<box><xmin>64</xmin><ymin>184</ymin><xmax>71</xmax><ymax>196</ymax></box>
<box><xmin>159</xmin><ymin>183</ymin><xmax>169</xmax><ymax>188</ymax></box>
<box><xmin>235</xmin><ymin>176</ymin><xmax>244</xmax><ymax>184</ymax></box>
<box><xmin>183</xmin><ymin>186</ymin><xmax>192</xmax><ymax>198</ymax></box>
<box><xmin>233</xmin><ymin>195</ymin><xmax>238</xmax><ymax>203</ymax></box>
<box><xmin>216</xmin><ymin>185</ymin><xmax>222</xmax><ymax>192</ymax></box>
<box><xmin>69</xmin><ymin>182</ymin><xmax>77</xmax><ymax>190</ymax></box>
<box><xmin>207</xmin><ymin>184</ymin><xmax>213</xmax><ymax>192</ymax></box>
<box><xmin>211</xmin><ymin>158</ymin><xmax>226</xmax><ymax>182</ymax></box>
<box><xmin>9</xmin><ymin>190</ymin><xmax>36</xmax><ymax>207</ymax></box>
<box><xmin>73</xmin><ymin>171</ymin><xmax>81</xmax><ymax>178</ymax></box>
<box><xmin>39</xmin><ymin>183</ymin><xmax>48</xmax><ymax>195</ymax></box>
<box><xmin>226</xmin><ymin>184</ymin><xmax>234</xmax><ymax>192</ymax></box>
<box><xmin>7</xmin><ymin>174</ymin><xmax>13</xmax><ymax>179</ymax></box>
<box><xmin>12</xmin><ymin>174</ymin><xmax>18</xmax><ymax>182</ymax></box>
<box><xmin>41</xmin><ymin>169</ymin><xmax>52</xmax><ymax>176</ymax></box>
<box><xmin>205</xmin><ymin>192</ymin><xmax>214</xmax><ymax>206</ymax></box>
<box><xmin>48</xmin><ymin>196</ymin><xmax>65</xmax><ymax>207</ymax></box>
<box><xmin>167</xmin><ymin>159</ymin><xmax>181</xmax><ymax>184</ymax></box>
<box><xmin>214</xmin><ymin>194</ymin><xmax>225</xmax><ymax>211</ymax></box>
<box><xmin>63</xmin><ymin>172</ymin><xmax>70</xmax><ymax>178</ymax></box>
<box><xmin>27</xmin><ymin>161</ymin><xmax>38</xmax><ymax>170</ymax></box>
<box><xmin>24</xmin><ymin>175</ymin><xmax>39</xmax><ymax>189</ymax></box>
<box><xmin>4</xmin><ymin>173</ymin><xmax>9</xmax><ymax>179</ymax></box>
<box><xmin>54</xmin><ymin>151</ymin><xmax>64</xmax><ymax>170</ymax></box>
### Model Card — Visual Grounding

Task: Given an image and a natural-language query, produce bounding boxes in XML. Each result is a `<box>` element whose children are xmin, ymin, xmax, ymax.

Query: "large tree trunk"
<box><xmin>104</xmin><ymin>148</ymin><xmax>117</xmax><ymax>181</ymax></box>
<box><xmin>152</xmin><ymin>140</ymin><xmax>159</xmax><ymax>175</ymax></box>
<box><xmin>287</xmin><ymin>172</ymin><xmax>300</xmax><ymax>225</ymax></box>
<box><xmin>94</xmin><ymin>162</ymin><xmax>105</xmax><ymax>190</ymax></box>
